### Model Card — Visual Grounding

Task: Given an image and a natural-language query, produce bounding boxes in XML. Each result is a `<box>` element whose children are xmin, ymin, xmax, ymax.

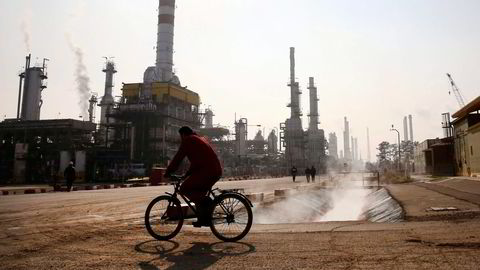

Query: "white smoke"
<box><xmin>20</xmin><ymin>4</ymin><xmax>33</xmax><ymax>53</ymax></box>
<box><xmin>66</xmin><ymin>35</ymin><xmax>90</xmax><ymax>119</ymax></box>
<box><xmin>253</xmin><ymin>173</ymin><xmax>372</xmax><ymax>224</ymax></box>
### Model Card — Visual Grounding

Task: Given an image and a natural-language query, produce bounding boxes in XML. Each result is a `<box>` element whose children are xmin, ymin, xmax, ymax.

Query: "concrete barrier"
<box><xmin>40</xmin><ymin>189</ymin><xmax>47</xmax><ymax>193</ymax></box>
<box><xmin>246</xmin><ymin>193</ymin><xmax>264</xmax><ymax>202</ymax></box>
<box><xmin>274</xmin><ymin>189</ymin><xmax>294</xmax><ymax>197</ymax></box>
<box><xmin>2</xmin><ymin>190</ymin><xmax>8</xmax><ymax>195</ymax></box>
<box><xmin>24</xmin><ymin>189</ymin><xmax>36</xmax><ymax>194</ymax></box>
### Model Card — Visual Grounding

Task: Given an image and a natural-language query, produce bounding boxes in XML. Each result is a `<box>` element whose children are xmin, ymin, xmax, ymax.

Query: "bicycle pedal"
<box><xmin>192</xmin><ymin>220</ymin><xmax>210</xmax><ymax>227</ymax></box>
<box><xmin>192</xmin><ymin>221</ymin><xmax>203</xmax><ymax>227</ymax></box>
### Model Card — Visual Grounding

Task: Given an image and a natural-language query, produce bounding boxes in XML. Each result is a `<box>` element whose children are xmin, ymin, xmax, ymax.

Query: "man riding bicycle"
<box><xmin>164</xmin><ymin>126</ymin><xmax>222</xmax><ymax>227</ymax></box>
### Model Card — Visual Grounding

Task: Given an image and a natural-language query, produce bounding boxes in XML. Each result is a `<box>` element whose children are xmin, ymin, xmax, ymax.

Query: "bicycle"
<box><xmin>144</xmin><ymin>175</ymin><xmax>254</xmax><ymax>242</ymax></box>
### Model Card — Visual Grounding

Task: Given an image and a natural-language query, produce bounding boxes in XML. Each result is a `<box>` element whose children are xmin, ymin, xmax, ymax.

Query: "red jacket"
<box><xmin>166</xmin><ymin>134</ymin><xmax>222</xmax><ymax>176</ymax></box>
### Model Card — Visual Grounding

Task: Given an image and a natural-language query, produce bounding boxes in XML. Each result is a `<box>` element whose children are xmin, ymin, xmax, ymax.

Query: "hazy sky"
<box><xmin>1</xmin><ymin>0</ymin><xmax>480</xmax><ymax>162</ymax></box>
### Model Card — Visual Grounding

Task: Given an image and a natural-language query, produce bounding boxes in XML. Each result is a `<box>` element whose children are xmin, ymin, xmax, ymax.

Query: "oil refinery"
<box><xmin>0</xmin><ymin>0</ymin><xmax>339</xmax><ymax>184</ymax></box>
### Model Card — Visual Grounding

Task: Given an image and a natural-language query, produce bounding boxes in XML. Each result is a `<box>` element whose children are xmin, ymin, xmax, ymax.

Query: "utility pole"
<box><xmin>390</xmin><ymin>125</ymin><xmax>401</xmax><ymax>171</ymax></box>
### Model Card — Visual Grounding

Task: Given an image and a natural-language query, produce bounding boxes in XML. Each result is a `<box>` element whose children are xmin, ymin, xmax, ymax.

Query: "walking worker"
<box><xmin>305</xmin><ymin>167</ymin><xmax>311</xmax><ymax>183</ymax></box>
<box><xmin>310</xmin><ymin>166</ymin><xmax>317</xmax><ymax>183</ymax></box>
<box><xmin>291</xmin><ymin>166</ymin><xmax>298</xmax><ymax>182</ymax></box>
<box><xmin>64</xmin><ymin>161</ymin><xmax>76</xmax><ymax>192</ymax></box>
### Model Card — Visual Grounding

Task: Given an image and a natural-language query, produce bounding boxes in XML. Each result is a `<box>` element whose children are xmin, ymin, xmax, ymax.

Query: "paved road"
<box><xmin>1</xmin><ymin>176</ymin><xmax>480</xmax><ymax>269</ymax></box>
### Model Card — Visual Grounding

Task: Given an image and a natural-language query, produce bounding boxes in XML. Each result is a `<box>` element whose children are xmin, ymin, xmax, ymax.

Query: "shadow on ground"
<box><xmin>135</xmin><ymin>240</ymin><xmax>256</xmax><ymax>270</ymax></box>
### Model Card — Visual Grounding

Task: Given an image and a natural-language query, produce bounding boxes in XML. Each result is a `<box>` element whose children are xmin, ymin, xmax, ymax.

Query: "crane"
<box><xmin>446</xmin><ymin>73</ymin><xmax>466</xmax><ymax>108</ymax></box>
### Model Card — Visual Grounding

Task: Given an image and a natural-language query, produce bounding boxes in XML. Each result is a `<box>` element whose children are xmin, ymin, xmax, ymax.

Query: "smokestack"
<box><xmin>288</xmin><ymin>47</ymin><xmax>301</xmax><ymax>119</ymax></box>
<box><xmin>343</xmin><ymin>117</ymin><xmax>350</xmax><ymax>160</ymax></box>
<box><xmin>156</xmin><ymin>0</ymin><xmax>175</xmax><ymax>82</ymax></box>
<box><xmin>308</xmin><ymin>77</ymin><xmax>319</xmax><ymax>131</ymax></box>
<box><xmin>408</xmin><ymin>115</ymin><xmax>413</xmax><ymax>142</ymax></box>
<box><xmin>403</xmin><ymin>116</ymin><xmax>408</xmax><ymax>142</ymax></box>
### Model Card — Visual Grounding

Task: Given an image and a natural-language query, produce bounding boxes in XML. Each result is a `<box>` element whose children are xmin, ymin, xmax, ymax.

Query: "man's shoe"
<box><xmin>192</xmin><ymin>219</ymin><xmax>210</xmax><ymax>227</ymax></box>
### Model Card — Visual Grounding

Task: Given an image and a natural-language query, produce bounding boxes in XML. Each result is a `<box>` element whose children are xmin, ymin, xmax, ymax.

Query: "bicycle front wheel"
<box><xmin>210</xmin><ymin>193</ymin><xmax>253</xmax><ymax>242</ymax></box>
<box><xmin>145</xmin><ymin>195</ymin><xmax>183</xmax><ymax>240</ymax></box>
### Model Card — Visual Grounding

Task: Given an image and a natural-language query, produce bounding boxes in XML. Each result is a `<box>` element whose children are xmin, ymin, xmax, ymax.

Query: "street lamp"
<box><xmin>390</xmin><ymin>125</ymin><xmax>401</xmax><ymax>171</ymax></box>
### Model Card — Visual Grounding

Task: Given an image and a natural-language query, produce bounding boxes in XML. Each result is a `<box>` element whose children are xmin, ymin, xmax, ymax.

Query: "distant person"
<box><xmin>291</xmin><ymin>166</ymin><xmax>298</xmax><ymax>182</ymax></box>
<box><xmin>310</xmin><ymin>166</ymin><xmax>317</xmax><ymax>183</ymax></box>
<box><xmin>64</xmin><ymin>161</ymin><xmax>76</xmax><ymax>192</ymax></box>
<box><xmin>305</xmin><ymin>167</ymin><xmax>311</xmax><ymax>183</ymax></box>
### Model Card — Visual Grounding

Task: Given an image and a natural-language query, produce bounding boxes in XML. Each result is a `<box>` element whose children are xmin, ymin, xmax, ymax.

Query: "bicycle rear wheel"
<box><xmin>210</xmin><ymin>193</ymin><xmax>253</xmax><ymax>242</ymax></box>
<box><xmin>145</xmin><ymin>195</ymin><xmax>183</xmax><ymax>240</ymax></box>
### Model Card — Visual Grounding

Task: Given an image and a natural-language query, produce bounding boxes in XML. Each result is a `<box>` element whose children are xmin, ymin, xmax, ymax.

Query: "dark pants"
<box><xmin>180</xmin><ymin>173</ymin><xmax>219</xmax><ymax>221</ymax></box>
<box><xmin>311</xmin><ymin>175</ymin><xmax>315</xmax><ymax>182</ymax></box>
<box><xmin>180</xmin><ymin>173</ymin><xmax>220</xmax><ymax>205</ymax></box>
<box><xmin>66</xmin><ymin>179</ymin><xmax>73</xmax><ymax>192</ymax></box>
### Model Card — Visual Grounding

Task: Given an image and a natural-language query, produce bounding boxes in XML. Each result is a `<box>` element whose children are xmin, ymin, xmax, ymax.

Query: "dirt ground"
<box><xmin>2</xmin><ymin>219</ymin><xmax>480</xmax><ymax>269</ymax></box>
<box><xmin>1</xmin><ymin>177</ymin><xmax>480</xmax><ymax>269</ymax></box>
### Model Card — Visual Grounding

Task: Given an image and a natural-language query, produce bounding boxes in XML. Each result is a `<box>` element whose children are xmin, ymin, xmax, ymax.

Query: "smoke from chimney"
<box><xmin>20</xmin><ymin>6</ymin><xmax>32</xmax><ymax>53</ymax></box>
<box><xmin>67</xmin><ymin>35</ymin><xmax>91</xmax><ymax>119</ymax></box>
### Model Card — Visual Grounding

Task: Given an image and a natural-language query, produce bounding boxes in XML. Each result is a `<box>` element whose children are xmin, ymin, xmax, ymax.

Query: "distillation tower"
<box><xmin>17</xmin><ymin>54</ymin><xmax>48</xmax><ymax>121</ymax></box>
<box><xmin>306</xmin><ymin>77</ymin><xmax>326</xmax><ymax>169</ymax></box>
<box><xmin>343</xmin><ymin>117</ymin><xmax>351</xmax><ymax>161</ymax></box>
<box><xmin>284</xmin><ymin>47</ymin><xmax>305</xmax><ymax>169</ymax></box>
<box><xmin>328</xmin><ymin>132</ymin><xmax>338</xmax><ymax>159</ymax></box>
<box><xmin>98</xmin><ymin>60</ymin><xmax>117</xmax><ymax>145</ymax></box>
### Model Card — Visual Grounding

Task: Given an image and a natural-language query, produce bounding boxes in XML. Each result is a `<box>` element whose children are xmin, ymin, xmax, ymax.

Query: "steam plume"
<box><xmin>66</xmin><ymin>35</ymin><xmax>90</xmax><ymax>119</ymax></box>
<box><xmin>21</xmin><ymin>6</ymin><xmax>32</xmax><ymax>53</ymax></box>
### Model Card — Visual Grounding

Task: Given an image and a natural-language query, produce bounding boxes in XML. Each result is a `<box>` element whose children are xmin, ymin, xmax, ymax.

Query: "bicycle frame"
<box><xmin>164</xmin><ymin>181</ymin><xmax>199</xmax><ymax>218</ymax></box>
<box><xmin>164</xmin><ymin>178</ymin><xmax>253</xmax><ymax>220</ymax></box>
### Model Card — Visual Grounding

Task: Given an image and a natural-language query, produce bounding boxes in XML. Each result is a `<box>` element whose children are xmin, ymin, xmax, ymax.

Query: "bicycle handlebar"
<box><xmin>164</xmin><ymin>174</ymin><xmax>185</xmax><ymax>182</ymax></box>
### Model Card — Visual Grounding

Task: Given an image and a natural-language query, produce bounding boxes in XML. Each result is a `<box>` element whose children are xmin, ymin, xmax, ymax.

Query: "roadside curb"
<box><xmin>274</xmin><ymin>188</ymin><xmax>295</xmax><ymax>197</ymax></box>
<box><xmin>0</xmin><ymin>175</ymin><xmax>287</xmax><ymax>196</ymax></box>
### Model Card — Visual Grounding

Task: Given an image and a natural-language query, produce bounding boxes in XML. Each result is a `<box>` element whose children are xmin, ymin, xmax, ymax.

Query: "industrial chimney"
<box><xmin>403</xmin><ymin>116</ymin><xmax>408</xmax><ymax>142</ymax></box>
<box><xmin>156</xmin><ymin>0</ymin><xmax>175</xmax><ymax>82</ymax></box>
<box><xmin>408</xmin><ymin>114</ymin><xmax>414</xmax><ymax>142</ymax></box>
